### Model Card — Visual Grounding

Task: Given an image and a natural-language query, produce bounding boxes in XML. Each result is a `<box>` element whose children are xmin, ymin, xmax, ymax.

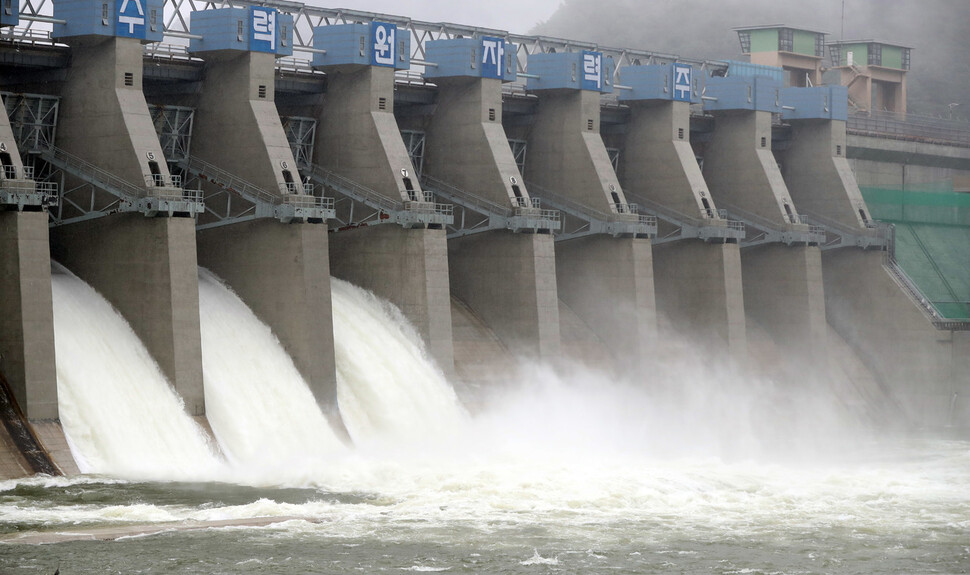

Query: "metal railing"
<box><xmin>307</xmin><ymin>163</ymin><xmax>452</xmax><ymax>228</ymax></box>
<box><xmin>184</xmin><ymin>157</ymin><xmax>284</xmax><ymax>207</ymax></box>
<box><xmin>797</xmin><ymin>208</ymin><xmax>968</xmax><ymax>329</ymax></box>
<box><xmin>0</xmin><ymin>178</ymin><xmax>57</xmax><ymax>210</ymax></box>
<box><xmin>182</xmin><ymin>157</ymin><xmax>333</xmax><ymax>226</ymax></box>
<box><xmin>422</xmin><ymin>175</ymin><xmax>560</xmax><ymax>236</ymax></box>
<box><xmin>847</xmin><ymin>110</ymin><xmax>970</xmax><ymax>148</ymax></box>
<box><xmin>525</xmin><ymin>181</ymin><xmax>656</xmax><ymax>238</ymax></box>
<box><xmin>43</xmin><ymin>146</ymin><xmax>181</xmax><ymax>201</ymax></box>
<box><xmin>146</xmin><ymin>172</ymin><xmax>183</xmax><ymax>189</ymax></box>
<box><xmin>883</xmin><ymin>243</ymin><xmax>970</xmax><ymax>331</ymax></box>
<box><xmin>280</xmin><ymin>181</ymin><xmax>315</xmax><ymax>196</ymax></box>
<box><xmin>624</xmin><ymin>192</ymin><xmax>745</xmax><ymax>244</ymax></box>
<box><xmin>41</xmin><ymin>145</ymin><xmax>203</xmax><ymax>222</ymax></box>
<box><xmin>718</xmin><ymin>201</ymin><xmax>825</xmax><ymax>246</ymax></box>
<box><xmin>798</xmin><ymin>210</ymin><xmax>890</xmax><ymax>250</ymax></box>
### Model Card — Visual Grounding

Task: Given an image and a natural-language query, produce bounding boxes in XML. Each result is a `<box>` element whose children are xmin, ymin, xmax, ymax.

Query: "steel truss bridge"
<box><xmin>2</xmin><ymin>0</ymin><xmax>729</xmax><ymax>83</ymax></box>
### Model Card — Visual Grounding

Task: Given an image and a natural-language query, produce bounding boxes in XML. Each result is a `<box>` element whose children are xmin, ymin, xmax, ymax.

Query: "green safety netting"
<box><xmin>862</xmin><ymin>187</ymin><xmax>970</xmax><ymax>320</ymax></box>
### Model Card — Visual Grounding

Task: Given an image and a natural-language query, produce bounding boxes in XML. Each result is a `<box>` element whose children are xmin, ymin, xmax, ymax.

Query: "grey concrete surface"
<box><xmin>50</xmin><ymin>214</ymin><xmax>205</xmax><ymax>416</ymax></box>
<box><xmin>0</xmin><ymin>211</ymin><xmax>57</xmax><ymax>420</ymax></box>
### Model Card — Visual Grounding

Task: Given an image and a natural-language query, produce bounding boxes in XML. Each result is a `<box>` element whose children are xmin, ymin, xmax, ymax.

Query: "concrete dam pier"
<box><xmin>0</xmin><ymin>3</ymin><xmax>967</xmax><ymax>477</ymax></box>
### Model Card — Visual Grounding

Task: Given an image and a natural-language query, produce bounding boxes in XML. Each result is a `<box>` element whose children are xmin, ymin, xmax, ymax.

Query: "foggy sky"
<box><xmin>316</xmin><ymin>0</ymin><xmax>563</xmax><ymax>34</ymax></box>
<box><xmin>532</xmin><ymin>0</ymin><xmax>970</xmax><ymax>117</ymax></box>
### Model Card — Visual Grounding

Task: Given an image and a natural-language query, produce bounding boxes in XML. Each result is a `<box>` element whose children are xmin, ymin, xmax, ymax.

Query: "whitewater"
<box><xmin>2</xmin><ymin>268</ymin><xmax>968</xmax><ymax>574</ymax></box>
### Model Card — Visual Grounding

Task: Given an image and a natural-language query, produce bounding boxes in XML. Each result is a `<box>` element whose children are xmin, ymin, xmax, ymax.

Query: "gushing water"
<box><xmin>197</xmin><ymin>268</ymin><xmax>345</xmax><ymax>470</ymax></box>
<box><xmin>330</xmin><ymin>278</ymin><xmax>466</xmax><ymax>445</ymax></box>
<box><xmin>50</xmin><ymin>265</ymin><xmax>221</xmax><ymax>480</ymax></box>
<box><xmin>29</xmin><ymin>267</ymin><xmax>968</xmax><ymax>575</ymax></box>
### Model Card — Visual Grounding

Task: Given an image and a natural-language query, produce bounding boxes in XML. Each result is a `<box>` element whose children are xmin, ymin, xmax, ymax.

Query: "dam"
<box><xmin>0</xmin><ymin>1</ymin><xmax>967</xmax><ymax>482</ymax></box>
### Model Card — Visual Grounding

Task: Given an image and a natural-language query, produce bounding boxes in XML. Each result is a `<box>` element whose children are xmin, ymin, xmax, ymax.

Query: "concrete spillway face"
<box><xmin>424</xmin><ymin>76</ymin><xmax>562</xmax><ymax>362</ymax></box>
<box><xmin>328</xmin><ymin>224</ymin><xmax>455</xmax><ymax>377</ymax></box>
<box><xmin>616</xmin><ymin>99</ymin><xmax>747</xmax><ymax>358</ymax></box>
<box><xmin>524</xmin><ymin>88</ymin><xmax>656</xmax><ymax>369</ymax></box>
<box><xmin>822</xmin><ymin>248</ymin><xmax>968</xmax><ymax>429</ymax></box>
<box><xmin>704</xmin><ymin>109</ymin><xmax>828</xmax><ymax>378</ymax></box>
<box><xmin>188</xmin><ymin>49</ymin><xmax>341</xmax><ymax>423</ymax></box>
<box><xmin>196</xmin><ymin>221</ymin><xmax>341</xmax><ymax>431</ymax></box>
<box><xmin>49</xmin><ymin>216</ymin><xmax>206</xmax><ymax>416</ymax></box>
<box><xmin>780</xmin><ymin>119</ymin><xmax>873</xmax><ymax>230</ymax></box>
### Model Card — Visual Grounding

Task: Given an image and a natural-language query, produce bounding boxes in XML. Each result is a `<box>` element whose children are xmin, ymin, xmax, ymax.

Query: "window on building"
<box><xmin>815</xmin><ymin>33</ymin><xmax>825</xmax><ymax>57</ymax></box>
<box><xmin>868</xmin><ymin>43</ymin><xmax>882</xmax><ymax>66</ymax></box>
<box><xmin>779</xmin><ymin>28</ymin><xmax>794</xmax><ymax>52</ymax></box>
<box><xmin>901</xmin><ymin>48</ymin><xmax>911</xmax><ymax>70</ymax></box>
<box><xmin>738</xmin><ymin>31</ymin><xmax>751</xmax><ymax>54</ymax></box>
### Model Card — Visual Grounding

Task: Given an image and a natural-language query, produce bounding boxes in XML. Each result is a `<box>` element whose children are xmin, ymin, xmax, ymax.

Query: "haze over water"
<box><xmin>2</xmin><ymin>268</ymin><xmax>967</xmax><ymax>574</ymax></box>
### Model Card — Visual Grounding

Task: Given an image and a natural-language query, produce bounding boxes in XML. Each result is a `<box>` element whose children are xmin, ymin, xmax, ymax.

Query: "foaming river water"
<box><xmin>2</xmin><ymin>436</ymin><xmax>969</xmax><ymax>574</ymax></box>
<box><xmin>3</xmin><ymin>268</ymin><xmax>968</xmax><ymax>573</ymax></box>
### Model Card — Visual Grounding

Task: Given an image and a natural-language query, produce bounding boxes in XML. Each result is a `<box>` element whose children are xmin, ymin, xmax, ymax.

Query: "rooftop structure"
<box><xmin>826</xmin><ymin>40</ymin><xmax>911</xmax><ymax>114</ymax></box>
<box><xmin>734</xmin><ymin>25</ymin><xmax>827</xmax><ymax>87</ymax></box>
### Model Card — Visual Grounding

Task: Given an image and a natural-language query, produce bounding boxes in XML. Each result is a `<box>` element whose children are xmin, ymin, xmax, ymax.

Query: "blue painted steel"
<box><xmin>370</xmin><ymin>21</ymin><xmax>396</xmax><ymax>67</ymax></box>
<box><xmin>0</xmin><ymin>0</ymin><xmax>18</xmax><ymax>26</ymax></box>
<box><xmin>423</xmin><ymin>37</ymin><xmax>517</xmax><ymax>82</ymax></box>
<box><xmin>618</xmin><ymin>64</ymin><xmax>699</xmax><ymax>103</ymax></box>
<box><xmin>188</xmin><ymin>7</ymin><xmax>293</xmax><ymax>55</ymax></box>
<box><xmin>672</xmin><ymin>64</ymin><xmax>692</xmax><ymax>102</ymax></box>
<box><xmin>781</xmin><ymin>86</ymin><xmax>849</xmax><ymax>121</ymax></box>
<box><xmin>703</xmin><ymin>75</ymin><xmax>781</xmax><ymax>113</ymax></box>
<box><xmin>115</xmin><ymin>0</ymin><xmax>144</xmax><ymax>38</ymax></box>
<box><xmin>249</xmin><ymin>7</ymin><xmax>276</xmax><ymax>53</ymax></box>
<box><xmin>54</xmin><ymin>0</ymin><xmax>163</xmax><ymax>42</ymax></box>
<box><xmin>526</xmin><ymin>51</ymin><xmax>614</xmax><ymax>93</ymax></box>
<box><xmin>313</xmin><ymin>22</ymin><xmax>410</xmax><ymax>70</ymax></box>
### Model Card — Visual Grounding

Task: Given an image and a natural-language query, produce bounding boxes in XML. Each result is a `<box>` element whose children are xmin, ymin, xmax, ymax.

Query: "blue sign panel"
<box><xmin>116</xmin><ymin>0</ymin><xmax>146</xmax><ymax>39</ymax></box>
<box><xmin>580</xmin><ymin>51</ymin><xmax>603</xmax><ymax>91</ymax></box>
<box><xmin>250</xmin><ymin>6</ymin><xmax>277</xmax><ymax>53</ymax></box>
<box><xmin>673</xmin><ymin>64</ymin><xmax>692</xmax><ymax>102</ymax></box>
<box><xmin>481</xmin><ymin>36</ymin><xmax>505</xmax><ymax>80</ymax></box>
<box><xmin>371</xmin><ymin>21</ymin><xmax>397</xmax><ymax>67</ymax></box>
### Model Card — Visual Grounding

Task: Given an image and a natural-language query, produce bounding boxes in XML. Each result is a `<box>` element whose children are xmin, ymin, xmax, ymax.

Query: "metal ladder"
<box><xmin>179</xmin><ymin>157</ymin><xmax>334</xmax><ymax>229</ymax></box>
<box><xmin>306</xmin><ymin>163</ymin><xmax>452</xmax><ymax>230</ymax></box>
<box><xmin>41</xmin><ymin>145</ymin><xmax>203</xmax><ymax>225</ymax></box>
<box><xmin>622</xmin><ymin>190</ymin><xmax>745</xmax><ymax>245</ymax></box>
<box><xmin>421</xmin><ymin>174</ymin><xmax>560</xmax><ymax>238</ymax></box>
<box><xmin>525</xmin><ymin>181</ymin><xmax>656</xmax><ymax>240</ymax></box>
<box><xmin>718</xmin><ymin>202</ymin><xmax>825</xmax><ymax>247</ymax></box>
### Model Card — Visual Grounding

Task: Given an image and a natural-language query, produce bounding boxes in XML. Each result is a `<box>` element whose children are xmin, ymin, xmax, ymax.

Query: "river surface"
<box><xmin>3</xmin><ymin>266</ymin><xmax>967</xmax><ymax>574</ymax></box>
<box><xmin>2</xmin><ymin>436</ymin><xmax>969</xmax><ymax>574</ymax></box>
